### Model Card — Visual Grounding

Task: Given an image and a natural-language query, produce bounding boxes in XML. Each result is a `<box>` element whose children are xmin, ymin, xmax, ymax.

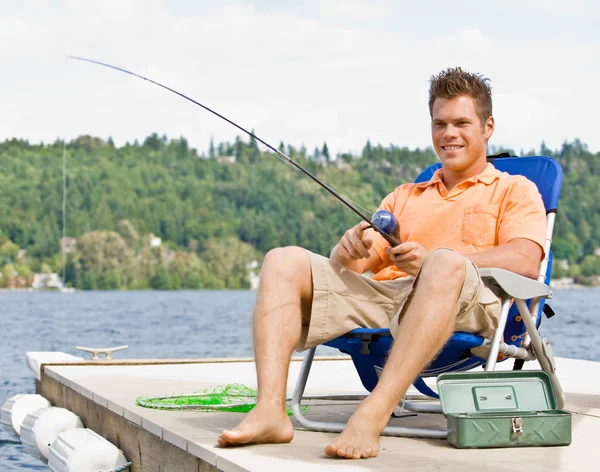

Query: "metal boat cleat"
<box><xmin>75</xmin><ymin>345</ymin><xmax>128</xmax><ymax>360</ymax></box>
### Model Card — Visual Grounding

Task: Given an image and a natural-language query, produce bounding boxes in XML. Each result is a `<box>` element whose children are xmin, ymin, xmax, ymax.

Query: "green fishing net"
<box><xmin>135</xmin><ymin>383</ymin><xmax>307</xmax><ymax>415</ymax></box>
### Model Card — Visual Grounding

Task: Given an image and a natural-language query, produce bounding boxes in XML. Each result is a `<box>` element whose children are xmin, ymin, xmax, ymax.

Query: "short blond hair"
<box><xmin>428</xmin><ymin>67</ymin><xmax>492</xmax><ymax>125</ymax></box>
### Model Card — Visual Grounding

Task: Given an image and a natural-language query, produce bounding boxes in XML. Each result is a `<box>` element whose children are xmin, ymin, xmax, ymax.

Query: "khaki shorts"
<box><xmin>296</xmin><ymin>249</ymin><xmax>502</xmax><ymax>352</ymax></box>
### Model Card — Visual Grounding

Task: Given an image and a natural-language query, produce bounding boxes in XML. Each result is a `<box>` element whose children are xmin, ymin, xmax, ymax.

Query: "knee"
<box><xmin>262</xmin><ymin>246</ymin><xmax>310</xmax><ymax>278</ymax></box>
<box><xmin>421</xmin><ymin>248</ymin><xmax>466</xmax><ymax>282</ymax></box>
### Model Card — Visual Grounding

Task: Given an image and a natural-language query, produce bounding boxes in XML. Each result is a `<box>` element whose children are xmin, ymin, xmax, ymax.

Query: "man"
<box><xmin>217</xmin><ymin>67</ymin><xmax>546</xmax><ymax>459</ymax></box>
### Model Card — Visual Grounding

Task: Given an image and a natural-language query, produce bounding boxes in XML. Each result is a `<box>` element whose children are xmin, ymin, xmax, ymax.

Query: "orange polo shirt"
<box><xmin>371</xmin><ymin>163</ymin><xmax>547</xmax><ymax>281</ymax></box>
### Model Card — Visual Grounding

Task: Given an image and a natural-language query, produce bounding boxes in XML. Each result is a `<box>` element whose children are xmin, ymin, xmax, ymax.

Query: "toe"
<box><xmin>344</xmin><ymin>446</ymin><xmax>354</xmax><ymax>459</ymax></box>
<box><xmin>336</xmin><ymin>447</ymin><xmax>346</xmax><ymax>458</ymax></box>
<box><xmin>220</xmin><ymin>429</ymin><xmax>245</xmax><ymax>444</ymax></box>
<box><xmin>324</xmin><ymin>442</ymin><xmax>338</xmax><ymax>457</ymax></box>
<box><xmin>352</xmin><ymin>449</ymin><xmax>362</xmax><ymax>460</ymax></box>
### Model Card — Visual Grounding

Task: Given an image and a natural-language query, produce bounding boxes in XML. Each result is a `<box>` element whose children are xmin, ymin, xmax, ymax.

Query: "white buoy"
<box><xmin>20</xmin><ymin>407</ymin><xmax>83</xmax><ymax>462</ymax></box>
<box><xmin>48</xmin><ymin>428</ymin><xmax>129</xmax><ymax>472</ymax></box>
<box><xmin>1</xmin><ymin>394</ymin><xmax>51</xmax><ymax>436</ymax></box>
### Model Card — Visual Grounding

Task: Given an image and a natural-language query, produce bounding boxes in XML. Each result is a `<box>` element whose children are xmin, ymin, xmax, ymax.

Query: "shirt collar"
<box><xmin>417</xmin><ymin>162</ymin><xmax>500</xmax><ymax>188</ymax></box>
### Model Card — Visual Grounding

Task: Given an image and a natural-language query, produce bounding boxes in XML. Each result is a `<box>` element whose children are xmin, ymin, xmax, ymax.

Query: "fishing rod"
<box><xmin>67</xmin><ymin>55</ymin><xmax>401</xmax><ymax>246</ymax></box>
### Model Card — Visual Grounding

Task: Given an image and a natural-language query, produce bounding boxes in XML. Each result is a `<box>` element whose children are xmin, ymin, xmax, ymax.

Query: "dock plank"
<box><xmin>39</xmin><ymin>357</ymin><xmax>600</xmax><ymax>471</ymax></box>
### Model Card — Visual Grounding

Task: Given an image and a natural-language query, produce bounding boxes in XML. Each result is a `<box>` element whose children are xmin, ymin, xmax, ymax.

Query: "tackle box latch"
<box><xmin>511</xmin><ymin>417</ymin><xmax>523</xmax><ymax>437</ymax></box>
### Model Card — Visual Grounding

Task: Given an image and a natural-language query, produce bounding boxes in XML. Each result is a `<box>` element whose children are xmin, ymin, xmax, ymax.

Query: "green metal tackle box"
<box><xmin>436</xmin><ymin>371</ymin><xmax>571</xmax><ymax>448</ymax></box>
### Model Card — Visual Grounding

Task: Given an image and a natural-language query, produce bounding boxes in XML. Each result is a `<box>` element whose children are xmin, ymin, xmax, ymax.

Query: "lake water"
<box><xmin>1</xmin><ymin>288</ymin><xmax>599</xmax><ymax>469</ymax></box>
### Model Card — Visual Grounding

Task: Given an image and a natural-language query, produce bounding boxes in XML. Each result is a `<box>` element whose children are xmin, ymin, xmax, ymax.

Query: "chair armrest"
<box><xmin>478</xmin><ymin>268</ymin><xmax>551</xmax><ymax>299</ymax></box>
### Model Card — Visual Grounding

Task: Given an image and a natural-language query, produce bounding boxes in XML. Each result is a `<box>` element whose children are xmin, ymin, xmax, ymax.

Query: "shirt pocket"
<box><xmin>461</xmin><ymin>204</ymin><xmax>498</xmax><ymax>248</ymax></box>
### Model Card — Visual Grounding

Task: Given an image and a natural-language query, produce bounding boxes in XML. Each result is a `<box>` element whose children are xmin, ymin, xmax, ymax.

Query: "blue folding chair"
<box><xmin>291</xmin><ymin>155</ymin><xmax>564</xmax><ymax>439</ymax></box>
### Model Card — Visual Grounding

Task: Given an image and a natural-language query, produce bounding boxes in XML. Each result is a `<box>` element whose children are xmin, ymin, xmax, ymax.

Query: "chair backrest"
<box><xmin>327</xmin><ymin>156</ymin><xmax>565</xmax><ymax>394</ymax></box>
<box><xmin>415</xmin><ymin>155</ymin><xmax>564</xmax><ymax>351</ymax></box>
<box><xmin>414</xmin><ymin>155</ymin><xmax>563</xmax><ymax>212</ymax></box>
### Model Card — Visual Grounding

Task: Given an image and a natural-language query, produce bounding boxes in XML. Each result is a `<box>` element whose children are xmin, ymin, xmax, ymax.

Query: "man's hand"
<box><xmin>385</xmin><ymin>242</ymin><xmax>429</xmax><ymax>277</ymax></box>
<box><xmin>337</xmin><ymin>221</ymin><xmax>374</xmax><ymax>261</ymax></box>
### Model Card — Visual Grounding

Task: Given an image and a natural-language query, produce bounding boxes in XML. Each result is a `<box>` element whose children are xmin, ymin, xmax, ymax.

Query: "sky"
<box><xmin>1</xmin><ymin>0</ymin><xmax>599</xmax><ymax>157</ymax></box>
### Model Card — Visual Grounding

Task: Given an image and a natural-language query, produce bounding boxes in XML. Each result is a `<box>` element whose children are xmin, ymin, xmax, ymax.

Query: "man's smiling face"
<box><xmin>431</xmin><ymin>95</ymin><xmax>494</xmax><ymax>175</ymax></box>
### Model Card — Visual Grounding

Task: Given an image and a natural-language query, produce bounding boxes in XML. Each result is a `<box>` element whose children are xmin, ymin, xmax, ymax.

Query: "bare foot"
<box><xmin>324</xmin><ymin>410</ymin><xmax>382</xmax><ymax>459</ymax></box>
<box><xmin>217</xmin><ymin>404</ymin><xmax>294</xmax><ymax>447</ymax></box>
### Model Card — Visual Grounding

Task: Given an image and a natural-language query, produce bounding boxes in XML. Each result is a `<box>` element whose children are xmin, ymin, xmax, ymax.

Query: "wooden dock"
<box><xmin>37</xmin><ymin>356</ymin><xmax>600</xmax><ymax>471</ymax></box>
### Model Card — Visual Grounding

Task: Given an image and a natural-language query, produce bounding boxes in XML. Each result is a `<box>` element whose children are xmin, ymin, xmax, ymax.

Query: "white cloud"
<box><xmin>0</xmin><ymin>1</ymin><xmax>598</xmax><ymax>157</ymax></box>
<box><xmin>493</xmin><ymin>93</ymin><xmax>557</xmax><ymax>151</ymax></box>
<box><xmin>502</xmin><ymin>0</ymin><xmax>596</xmax><ymax>16</ymax></box>
<box><xmin>317</xmin><ymin>0</ymin><xmax>393</xmax><ymax>21</ymax></box>
<box><xmin>452</xmin><ymin>28</ymin><xmax>491</xmax><ymax>57</ymax></box>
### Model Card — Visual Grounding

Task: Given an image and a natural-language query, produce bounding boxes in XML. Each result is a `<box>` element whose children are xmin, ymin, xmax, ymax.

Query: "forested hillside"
<box><xmin>0</xmin><ymin>135</ymin><xmax>598</xmax><ymax>289</ymax></box>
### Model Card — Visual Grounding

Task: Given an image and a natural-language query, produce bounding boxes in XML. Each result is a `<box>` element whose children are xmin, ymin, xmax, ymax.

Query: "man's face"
<box><xmin>431</xmin><ymin>95</ymin><xmax>494</xmax><ymax>173</ymax></box>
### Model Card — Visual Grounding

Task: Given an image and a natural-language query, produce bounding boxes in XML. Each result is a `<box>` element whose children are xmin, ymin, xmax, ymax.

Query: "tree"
<box><xmin>233</xmin><ymin>136</ymin><xmax>244</xmax><ymax>161</ymax></box>
<box><xmin>201</xmin><ymin>237</ymin><xmax>257</xmax><ymax>289</ymax></box>
<box><xmin>247</xmin><ymin>130</ymin><xmax>260</xmax><ymax>164</ymax></box>
<box><xmin>150</xmin><ymin>266</ymin><xmax>174</xmax><ymax>290</ymax></box>
<box><xmin>0</xmin><ymin>240</ymin><xmax>19</xmax><ymax>262</ymax></box>
<box><xmin>362</xmin><ymin>140</ymin><xmax>373</xmax><ymax>160</ymax></box>
<box><xmin>71</xmin><ymin>231</ymin><xmax>133</xmax><ymax>289</ymax></box>
<box><xmin>209</xmin><ymin>137</ymin><xmax>216</xmax><ymax>158</ymax></box>
<box><xmin>552</xmin><ymin>239</ymin><xmax>580</xmax><ymax>263</ymax></box>
<box><xmin>143</xmin><ymin>133</ymin><xmax>163</xmax><ymax>151</ymax></box>
<box><xmin>581</xmin><ymin>255</ymin><xmax>600</xmax><ymax>277</ymax></box>
<box><xmin>322</xmin><ymin>142</ymin><xmax>330</xmax><ymax>162</ymax></box>
<box><xmin>183</xmin><ymin>271</ymin><xmax>203</xmax><ymax>289</ymax></box>
<box><xmin>1</xmin><ymin>135</ymin><xmax>600</xmax><ymax>289</ymax></box>
<box><xmin>118</xmin><ymin>220</ymin><xmax>140</xmax><ymax>247</ymax></box>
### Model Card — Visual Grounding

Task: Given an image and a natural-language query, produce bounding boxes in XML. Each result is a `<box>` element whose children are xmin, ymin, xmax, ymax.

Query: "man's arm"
<box><xmin>387</xmin><ymin>237</ymin><xmax>543</xmax><ymax>279</ymax></box>
<box><xmin>463</xmin><ymin>238</ymin><xmax>542</xmax><ymax>279</ymax></box>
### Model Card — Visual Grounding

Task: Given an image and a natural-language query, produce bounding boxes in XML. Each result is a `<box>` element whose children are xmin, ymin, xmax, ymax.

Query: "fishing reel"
<box><xmin>372</xmin><ymin>210</ymin><xmax>401</xmax><ymax>246</ymax></box>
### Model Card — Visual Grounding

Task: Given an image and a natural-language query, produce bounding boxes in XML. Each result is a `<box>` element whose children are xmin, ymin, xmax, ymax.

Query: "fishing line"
<box><xmin>67</xmin><ymin>55</ymin><xmax>400</xmax><ymax>246</ymax></box>
<box><xmin>267</xmin><ymin>150</ymin><xmax>375</xmax><ymax>217</ymax></box>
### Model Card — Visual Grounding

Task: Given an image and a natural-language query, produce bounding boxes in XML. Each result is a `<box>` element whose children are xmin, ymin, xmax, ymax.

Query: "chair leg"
<box><xmin>515</xmin><ymin>298</ymin><xmax>566</xmax><ymax>409</ymax></box>
<box><xmin>291</xmin><ymin>348</ymin><xmax>447</xmax><ymax>438</ymax></box>
<box><xmin>401</xmin><ymin>400</ymin><xmax>443</xmax><ymax>413</ymax></box>
<box><xmin>291</xmin><ymin>347</ymin><xmax>318</xmax><ymax>429</ymax></box>
<box><xmin>484</xmin><ymin>296</ymin><xmax>513</xmax><ymax>371</ymax></box>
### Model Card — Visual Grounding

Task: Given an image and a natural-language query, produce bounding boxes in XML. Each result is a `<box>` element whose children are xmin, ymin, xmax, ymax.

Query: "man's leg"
<box><xmin>218</xmin><ymin>247</ymin><xmax>313</xmax><ymax>447</ymax></box>
<box><xmin>325</xmin><ymin>249</ymin><xmax>466</xmax><ymax>459</ymax></box>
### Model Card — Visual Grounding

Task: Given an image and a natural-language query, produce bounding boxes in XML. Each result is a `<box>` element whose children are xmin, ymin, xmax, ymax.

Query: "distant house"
<box><xmin>32</xmin><ymin>273</ymin><xmax>63</xmax><ymax>290</ymax></box>
<box><xmin>246</xmin><ymin>260</ymin><xmax>260</xmax><ymax>291</ymax></box>
<box><xmin>589</xmin><ymin>275</ymin><xmax>600</xmax><ymax>286</ymax></box>
<box><xmin>217</xmin><ymin>155</ymin><xmax>236</xmax><ymax>165</ymax></box>
<box><xmin>558</xmin><ymin>259</ymin><xmax>569</xmax><ymax>270</ymax></box>
<box><xmin>594</xmin><ymin>247</ymin><xmax>600</xmax><ymax>257</ymax></box>
<box><xmin>60</xmin><ymin>237</ymin><xmax>77</xmax><ymax>254</ymax></box>
<box><xmin>142</xmin><ymin>233</ymin><xmax>163</xmax><ymax>249</ymax></box>
<box><xmin>2</xmin><ymin>273</ymin><xmax>28</xmax><ymax>289</ymax></box>
<box><xmin>550</xmin><ymin>277</ymin><xmax>576</xmax><ymax>289</ymax></box>
<box><xmin>333</xmin><ymin>160</ymin><xmax>352</xmax><ymax>171</ymax></box>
